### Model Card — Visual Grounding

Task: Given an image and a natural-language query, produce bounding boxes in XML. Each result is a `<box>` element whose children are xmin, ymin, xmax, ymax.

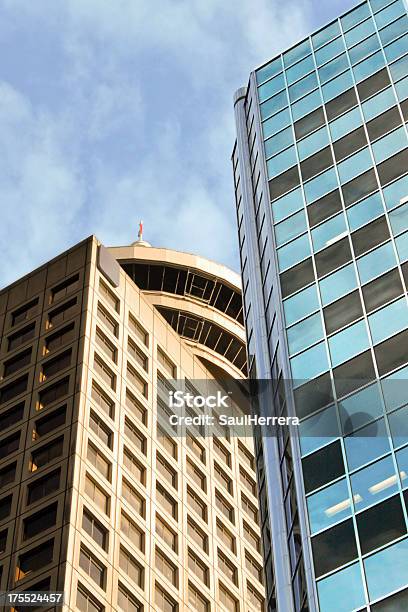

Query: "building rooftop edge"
<box><xmin>234</xmin><ymin>87</ymin><xmax>247</xmax><ymax>105</ymax></box>
<box><xmin>108</xmin><ymin>244</ymin><xmax>242</xmax><ymax>290</ymax></box>
<box><xmin>249</xmin><ymin>0</ymin><xmax>365</xmax><ymax>80</ymax></box>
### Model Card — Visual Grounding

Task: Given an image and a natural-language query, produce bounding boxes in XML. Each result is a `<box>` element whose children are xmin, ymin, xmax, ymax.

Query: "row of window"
<box><xmin>76</xmin><ymin>578</ymin><xmax>260</xmax><ymax>612</ymax></box>
<box><xmin>265</xmin><ymin>65</ymin><xmax>408</xmax><ymax>209</ymax></box>
<box><xmin>259</xmin><ymin>4</ymin><xmax>407</xmax><ymax>108</ymax></box>
<box><xmin>257</xmin><ymin>0</ymin><xmax>402</xmax><ymax>87</ymax></box>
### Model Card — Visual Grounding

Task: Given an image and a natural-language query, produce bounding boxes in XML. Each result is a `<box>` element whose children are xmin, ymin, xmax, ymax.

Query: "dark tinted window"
<box><xmin>357</xmin><ymin>495</ymin><xmax>406</xmax><ymax>555</ymax></box>
<box><xmin>307</xmin><ymin>189</ymin><xmax>343</xmax><ymax>227</ymax></box>
<box><xmin>326</xmin><ymin>88</ymin><xmax>358</xmax><ymax>121</ymax></box>
<box><xmin>333</xmin><ymin>127</ymin><xmax>367</xmax><ymax>162</ymax></box>
<box><xmin>269</xmin><ymin>166</ymin><xmax>301</xmax><ymax>201</ymax></box>
<box><xmin>357</xmin><ymin>68</ymin><xmax>390</xmax><ymax>102</ymax></box>
<box><xmin>302</xmin><ymin>440</ymin><xmax>344</xmax><ymax>493</ymax></box>
<box><xmin>377</xmin><ymin>149</ymin><xmax>408</xmax><ymax>187</ymax></box>
<box><xmin>351</xmin><ymin>216</ymin><xmax>390</xmax><ymax>257</ymax></box>
<box><xmin>367</xmin><ymin>107</ymin><xmax>402</xmax><ymax>142</ymax></box>
<box><xmin>362</xmin><ymin>268</ymin><xmax>404</xmax><ymax>313</ymax></box>
<box><xmin>375</xmin><ymin>329</ymin><xmax>408</xmax><ymax>376</ymax></box>
<box><xmin>324</xmin><ymin>291</ymin><xmax>363</xmax><ymax>335</ymax></box>
<box><xmin>280</xmin><ymin>258</ymin><xmax>315</xmax><ymax>298</ymax></box>
<box><xmin>315</xmin><ymin>237</ymin><xmax>352</xmax><ymax>278</ymax></box>
<box><xmin>312</xmin><ymin>518</ymin><xmax>357</xmax><ymax>577</ymax></box>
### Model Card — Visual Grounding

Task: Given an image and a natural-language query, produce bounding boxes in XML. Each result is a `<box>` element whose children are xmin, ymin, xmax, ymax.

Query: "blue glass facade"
<box><xmin>233</xmin><ymin>0</ymin><xmax>408</xmax><ymax>610</ymax></box>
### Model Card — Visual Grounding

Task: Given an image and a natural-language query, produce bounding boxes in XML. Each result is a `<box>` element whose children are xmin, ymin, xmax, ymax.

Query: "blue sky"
<box><xmin>0</xmin><ymin>0</ymin><xmax>356</xmax><ymax>286</ymax></box>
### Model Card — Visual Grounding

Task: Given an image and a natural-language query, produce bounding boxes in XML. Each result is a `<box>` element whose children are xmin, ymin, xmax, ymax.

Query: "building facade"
<box><xmin>0</xmin><ymin>235</ymin><xmax>265</xmax><ymax>612</ymax></box>
<box><xmin>233</xmin><ymin>0</ymin><xmax>408</xmax><ymax>610</ymax></box>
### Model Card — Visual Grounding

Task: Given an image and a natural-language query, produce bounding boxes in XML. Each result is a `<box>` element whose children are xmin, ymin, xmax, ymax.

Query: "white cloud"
<box><xmin>0</xmin><ymin>0</ymin><xmax>318</xmax><ymax>285</ymax></box>
<box><xmin>0</xmin><ymin>82</ymin><xmax>86</xmax><ymax>286</ymax></box>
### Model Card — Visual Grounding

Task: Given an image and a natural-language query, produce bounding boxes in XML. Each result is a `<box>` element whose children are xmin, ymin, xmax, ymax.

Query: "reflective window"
<box><xmin>371</xmin><ymin>0</ymin><xmax>396</xmax><ymax>11</ymax></box>
<box><xmin>379</xmin><ymin>15</ymin><xmax>408</xmax><ymax>47</ymax></box>
<box><xmin>272</xmin><ymin>187</ymin><xmax>303</xmax><ymax>222</ymax></box>
<box><xmin>290</xmin><ymin>341</ymin><xmax>329</xmax><ymax>381</ymax></box>
<box><xmin>396</xmin><ymin>230</ymin><xmax>408</xmax><ymax>262</ymax></box>
<box><xmin>381</xmin><ymin>364</ymin><xmax>408</xmax><ymax>412</ymax></box>
<box><xmin>287</xmin><ymin>312</ymin><xmax>324</xmax><ymax>355</ymax></box>
<box><xmin>351</xmin><ymin>455</ymin><xmax>397</xmax><ymax>512</ymax></box>
<box><xmin>312</xmin><ymin>21</ymin><xmax>341</xmax><ymax>50</ymax></box>
<box><xmin>375</xmin><ymin>0</ymin><xmax>406</xmax><ymax>28</ymax></box>
<box><xmin>277</xmin><ymin>233</ymin><xmax>310</xmax><ymax>271</ymax></box>
<box><xmin>382</xmin><ymin>173</ymin><xmax>408</xmax><ymax>210</ymax></box>
<box><xmin>312</xmin><ymin>213</ymin><xmax>347</xmax><ymax>252</ymax></box>
<box><xmin>339</xmin><ymin>382</ymin><xmax>384</xmax><ymax>435</ymax></box>
<box><xmin>338</xmin><ymin>148</ymin><xmax>372</xmax><ymax>185</ymax></box>
<box><xmin>364</xmin><ymin>538</ymin><xmax>408</xmax><ymax>601</ymax></box>
<box><xmin>330</xmin><ymin>106</ymin><xmax>362</xmax><ymax>142</ymax></box>
<box><xmin>384</xmin><ymin>32</ymin><xmax>408</xmax><ymax>61</ymax></box>
<box><xmin>307</xmin><ymin>478</ymin><xmax>351</xmax><ymax>533</ymax></box>
<box><xmin>258</xmin><ymin>72</ymin><xmax>285</xmax><ymax>102</ymax></box>
<box><xmin>262</xmin><ymin>107</ymin><xmax>291</xmax><ymax>139</ymax></box>
<box><xmin>328</xmin><ymin>319</ymin><xmax>370</xmax><ymax>367</ymax></box>
<box><xmin>260</xmin><ymin>90</ymin><xmax>288</xmax><ymax>120</ymax></box>
<box><xmin>372</xmin><ymin>126</ymin><xmax>407</xmax><ymax>163</ymax></box>
<box><xmin>284</xmin><ymin>39</ymin><xmax>311</xmax><ymax>67</ymax></box>
<box><xmin>304</xmin><ymin>168</ymin><xmax>338</xmax><ymax>204</ymax></box>
<box><xmin>357</xmin><ymin>241</ymin><xmax>397</xmax><ymax>284</ymax></box>
<box><xmin>283</xmin><ymin>283</ymin><xmax>320</xmax><ymax>326</ymax></box>
<box><xmin>299</xmin><ymin>405</ymin><xmax>339</xmax><ymax>456</ymax></box>
<box><xmin>322</xmin><ymin>71</ymin><xmax>354</xmax><ymax>103</ymax></box>
<box><xmin>389</xmin><ymin>406</ymin><xmax>408</xmax><ymax>448</ymax></box>
<box><xmin>353</xmin><ymin>50</ymin><xmax>386</xmax><ymax>82</ymax></box>
<box><xmin>362</xmin><ymin>86</ymin><xmax>396</xmax><ymax>121</ymax></box>
<box><xmin>319</xmin><ymin>263</ymin><xmax>358</xmax><ymax>305</ymax></box>
<box><xmin>395</xmin><ymin>73</ymin><xmax>408</xmax><ymax>99</ymax></box>
<box><xmin>344</xmin><ymin>418</ymin><xmax>391</xmax><ymax>471</ymax></box>
<box><xmin>315</xmin><ymin>37</ymin><xmax>345</xmax><ymax>66</ymax></box>
<box><xmin>390</xmin><ymin>52</ymin><xmax>408</xmax><ymax>82</ymax></box>
<box><xmin>265</xmin><ymin>127</ymin><xmax>293</xmax><ymax>159</ymax></box>
<box><xmin>286</xmin><ymin>54</ymin><xmax>315</xmax><ymax>85</ymax></box>
<box><xmin>256</xmin><ymin>57</ymin><xmax>282</xmax><ymax>84</ymax></box>
<box><xmin>368</xmin><ymin>296</ymin><xmax>408</xmax><ymax>344</ymax></box>
<box><xmin>347</xmin><ymin>192</ymin><xmax>384</xmax><ymax>231</ymax></box>
<box><xmin>275</xmin><ymin>209</ymin><xmax>307</xmax><ymax>246</ymax></box>
<box><xmin>298</xmin><ymin>126</ymin><xmax>330</xmax><ymax>161</ymax></box>
<box><xmin>291</xmin><ymin>89</ymin><xmax>322</xmax><ymax>121</ymax></box>
<box><xmin>318</xmin><ymin>53</ymin><xmax>349</xmax><ymax>83</ymax></box>
<box><xmin>289</xmin><ymin>72</ymin><xmax>319</xmax><ymax>103</ymax></box>
<box><xmin>390</xmin><ymin>201</ymin><xmax>408</xmax><ymax>235</ymax></box>
<box><xmin>317</xmin><ymin>562</ymin><xmax>365</xmax><ymax>612</ymax></box>
<box><xmin>349</xmin><ymin>33</ymin><xmax>381</xmax><ymax>65</ymax></box>
<box><xmin>396</xmin><ymin>444</ymin><xmax>408</xmax><ymax>481</ymax></box>
<box><xmin>342</xmin><ymin>3</ymin><xmax>371</xmax><ymax>31</ymax></box>
<box><xmin>345</xmin><ymin>18</ymin><xmax>376</xmax><ymax>47</ymax></box>
<box><xmin>267</xmin><ymin>146</ymin><xmax>297</xmax><ymax>179</ymax></box>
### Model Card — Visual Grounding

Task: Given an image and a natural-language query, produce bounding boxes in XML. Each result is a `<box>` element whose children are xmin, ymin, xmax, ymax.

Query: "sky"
<box><xmin>0</xmin><ymin>0</ymin><xmax>357</xmax><ymax>286</ymax></box>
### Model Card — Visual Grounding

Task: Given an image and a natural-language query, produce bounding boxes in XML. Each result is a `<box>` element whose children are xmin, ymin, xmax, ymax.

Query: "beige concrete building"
<box><xmin>0</xmin><ymin>235</ymin><xmax>265</xmax><ymax>612</ymax></box>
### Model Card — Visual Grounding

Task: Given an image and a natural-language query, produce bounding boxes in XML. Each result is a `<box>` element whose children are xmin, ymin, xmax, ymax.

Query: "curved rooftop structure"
<box><xmin>108</xmin><ymin>243</ymin><xmax>247</xmax><ymax>378</ymax></box>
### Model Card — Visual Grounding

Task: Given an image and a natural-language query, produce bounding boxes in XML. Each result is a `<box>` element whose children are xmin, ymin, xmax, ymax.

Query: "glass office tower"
<box><xmin>233</xmin><ymin>0</ymin><xmax>408</xmax><ymax>610</ymax></box>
